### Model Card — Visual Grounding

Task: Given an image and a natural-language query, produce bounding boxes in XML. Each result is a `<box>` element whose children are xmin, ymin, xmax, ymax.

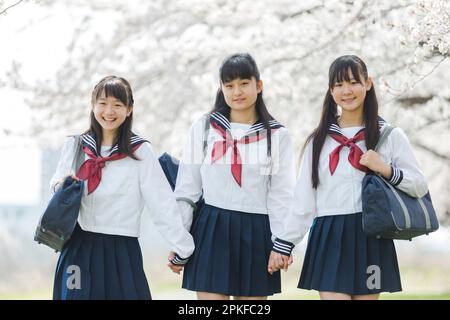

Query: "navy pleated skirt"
<box><xmin>299</xmin><ymin>212</ymin><xmax>402</xmax><ymax>295</ymax></box>
<box><xmin>182</xmin><ymin>203</ymin><xmax>281</xmax><ymax>297</ymax></box>
<box><xmin>53</xmin><ymin>224</ymin><xmax>151</xmax><ymax>300</ymax></box>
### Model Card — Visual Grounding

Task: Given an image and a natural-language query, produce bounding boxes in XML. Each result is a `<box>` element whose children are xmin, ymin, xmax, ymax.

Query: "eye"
<box><xmin>334</xmin><ymin>83</ymin><xmax>342</xmax><ymax>87</ymax></box>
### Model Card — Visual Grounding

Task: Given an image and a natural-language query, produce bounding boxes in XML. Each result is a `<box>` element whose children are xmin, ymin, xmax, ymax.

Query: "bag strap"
<box><xmin>374</xmin><ymin>124</ymin><xmax>395</xmax><ymax>152</ymax></box>
<box><xmin>203</xmin><ymin>113</ymin><xmax>210</xmax><ymax>157</ymax></box>
<box><xmin>71</xmin><ymin>135</ymin><xmax>85</xmax><ymax>174</ymax></box>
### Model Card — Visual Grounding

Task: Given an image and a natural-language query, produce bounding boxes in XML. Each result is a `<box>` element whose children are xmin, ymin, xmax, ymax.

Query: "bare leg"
<box><xmin>197</xmin><ymin>291</ymin><xmax>230</xmax><ymax>300</ymax></box>
<box><xmin>352</xmin><ymin>294</ymin><xmax>380</xmax><ymax>300</ymax></box>
<box><xmin>233</xmin><ymin>296</ymin><xmax>267</xmax><ymax>300</ymax></box>
<box><xmin>319</xmin><ymin>291</ymin><xmax>352</xmax><ymax>300</ymax></box>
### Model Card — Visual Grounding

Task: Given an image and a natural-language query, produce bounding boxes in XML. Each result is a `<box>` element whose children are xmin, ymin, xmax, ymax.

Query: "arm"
<box><xmin>274</xmin><ymin>139</ymin><xmax>317</xmax><ymax>254</ymax></box>
<box><xmin>360</xmin><ymin>128</ymin><xmax>429</xmax><ymax>198</ymax></box>
<box><xmin>387</xmin><ymin>128</ymin><xmax>429</xmax><ymax>197</ymax></box>
<box><xmin>266</xmin><ymin>129</ymin><xmax>296</xmax><ymax>256</ymax></box>
<box><xmin>139</xmin><ymin>142</ymin><xmax>195</xmax><ymax>263</ymax></box>
<box><xmin>49</xmin><ymin>136</ymin><xmax>77</xmax><ymax>194</ymax></box>
<box><xmin>174</xmin><ymin>117</ymin><xmax>206</xmax><ymax>230</ymax></box>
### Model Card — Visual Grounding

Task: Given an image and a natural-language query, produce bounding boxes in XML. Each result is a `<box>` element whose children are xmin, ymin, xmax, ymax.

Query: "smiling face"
<box><xmin>221</xmin><ymin>76</ymin><xmax>262</xmax><ymax>112</ymax></box>
<box><xmin>330</xmin><ymin>68</ymin><xmax>372</xmax><ymax>113</ymax></box>
<box><xmin>92</xmin><ymin>91</ymin><xmax>132</xmax><ymax>136</ymax></box>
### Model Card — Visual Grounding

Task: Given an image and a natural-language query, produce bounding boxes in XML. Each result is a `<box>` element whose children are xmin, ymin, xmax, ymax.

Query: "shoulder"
<box><xmin>134</xmin><ymin>141</ymin><xmax>155</xmax><ymax>159</ymax></box>
<box><xmin>61</xmin><ymin>135</ymin><xmax>79</xmax><ymax>152</ymax></box>
<box><xmin>272</xmin><ymin>126</ymin><xmax>292</xmax><ymax>145</ymax></box>
<box><xmin>385</xmin><ymin>126</ymin><xmax>410</xmax><ymax>144</ymax></box>
<box><xmin>192</xmin><ymin>114</ymin><xmax>209</xmax><ymax>129</ymax></box>
<box><xmin>187</xmin><ymin>114</ymin><xmax>210</xmax><ymax>138</ymax></box>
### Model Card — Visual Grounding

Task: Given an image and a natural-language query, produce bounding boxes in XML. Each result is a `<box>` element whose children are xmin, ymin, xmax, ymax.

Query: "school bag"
<box><xmin>34</xmin><ymin>135</ymin><xmax>85</xmax><ymax>252</ymax></box>
<box><xmin>158</xmin><ymin>115</ymin><xmax>210</xmax><ymax>229</ymax></box>
<box><xmin>361</xmin><ymin>125</ymin><xmax>439</xmax><ymax>240</ymax></box>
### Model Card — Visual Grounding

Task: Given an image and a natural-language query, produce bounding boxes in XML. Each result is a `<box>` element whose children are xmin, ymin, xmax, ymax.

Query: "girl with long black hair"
<box><xmin>269</xmin><ymin>55</ymin><xmax>429</xmax><ymax>300</ymax></box>
<box><xmin>50</xmin><ymin>76</ymin><xmax>194</xmax><ymax>299</ymax></box>
<box><xmin>172</xmin><ymin>53</ymin><xmax>296</xmax><ymax>300</ymax></box>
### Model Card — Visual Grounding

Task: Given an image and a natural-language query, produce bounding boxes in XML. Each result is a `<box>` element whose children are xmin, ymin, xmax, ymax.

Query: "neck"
<box><xmin>339</xmin><ymin>109</ymin><xmax>364</xmax><ymax>128</ymax></box>
<box><xmin>101</xmin><ymin>130</ymin><xmax>117</xmax><ymax>146</ymax></box>
<box><xmin>229</xmin><ymin>106</ymin><xmax>258</xmax><ymax>125</ymax></box>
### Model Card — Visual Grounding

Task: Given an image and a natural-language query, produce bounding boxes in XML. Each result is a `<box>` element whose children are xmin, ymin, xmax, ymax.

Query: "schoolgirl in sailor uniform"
<box><xmin>173</xmin><ymin>53</ymin><xmax>296</xmax><ymax>299</ymax></box>
<box><xmin>270</xmin><ymin>55</ymin><xmax>429</xmax><ymax>300</ymax></box>
<box><xmin>50</xmin><ymin>76</ymin><xmax>194</xmax><ymax>300</ymax></box>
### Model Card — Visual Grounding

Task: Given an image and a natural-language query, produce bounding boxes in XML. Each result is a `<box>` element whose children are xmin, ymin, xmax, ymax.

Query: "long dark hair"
<box><xmin>305</xmin><ymin>55</ymin><xmax>380</xmax><ymax>188</ymax></box>
<box><xmin>211</xmin><ymin>53</ymin><xmax>276</xmax><ymax>155</ymax></box>
<box><xmin>86</xmin><ymin>75</ymin><xmax>138</xmax><ymax>160</ymax></box>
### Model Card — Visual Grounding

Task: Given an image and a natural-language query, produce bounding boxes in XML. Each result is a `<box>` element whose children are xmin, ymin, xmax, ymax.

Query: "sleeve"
<box><xmin>265</xmin><ymin>129</ymin><xmax>296</xmax><ymax>255</ymax></box>
<box><xmin>49</xmin><ymin>136</ymin><xmax>77</xmax><ymax>194</ymax></box>
<box><xmin>173</xmin><ymin>116</ymin><xmax>206</xmax><ymax>231</ymax></box>
<box><xmin>273</xmin><ymin>139</ymin><xmax>317</xmax><ymax>256</ymax></box>
<box><xmin>139</xmin><ymin>142</ymin><xmax>195</xmax><ymax>264</ymax></box>
<box><xmin>386</xmin><ymin>128</ymin><xmax>429</xmax><ymax>198</ymax></box>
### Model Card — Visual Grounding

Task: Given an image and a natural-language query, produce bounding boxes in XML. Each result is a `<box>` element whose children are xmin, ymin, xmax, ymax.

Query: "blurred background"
<box><xmin>0</xmin><ymin>0</ymin><xmax>449</xmax><ymax>299</ymax></box>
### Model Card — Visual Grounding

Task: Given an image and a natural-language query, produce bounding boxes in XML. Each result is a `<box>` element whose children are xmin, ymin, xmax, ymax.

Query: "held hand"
<box><xmin>167</xmin><ymin>251</ymin><xmax>183</xmax><ymax>275</ymax></box>
<box><xmin>359</xmin><ymin>150</ymin><xmax>392</xmax><ymax>178</ymax></box>
<box><xmin>267</xmin><ymin>251</ymin><xmax>292</xmax><ymax>275</ymax></box>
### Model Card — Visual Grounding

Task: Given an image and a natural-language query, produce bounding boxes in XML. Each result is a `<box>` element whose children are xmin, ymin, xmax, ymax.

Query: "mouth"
<box><xmin>102</xmin><ymin>117</ymin><xmax>117</xmax><ymax>124</ymax></box>
<box><xmin>233</xmin><ymin>98</ymin><xmax>246</xmax><ymax>103</ymax></box>
<box><xmin>341</xmin><ymin>97</ymin><xmax>356</xmax><ymax>103</ymax></box>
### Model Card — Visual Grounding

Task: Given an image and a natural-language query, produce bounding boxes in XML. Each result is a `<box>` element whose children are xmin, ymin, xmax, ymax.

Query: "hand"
<box><xmin>167</xmin><ymin>251</ymin><xmax>184</xmax><ymax>275</ymax></box>
<box><xmin>53</xmin><ymin>175</ymin><xmax>78</xmax><ymax>192</ymax></box>
<box><xmin>359</xmin><ymin>150</ymin><xmax>391</xmax><ymax>178</ymax></box>
<box><xmin>267</xmin><ymin>251</ymin><xmax>292</xmax><ymax>275</ymax></box>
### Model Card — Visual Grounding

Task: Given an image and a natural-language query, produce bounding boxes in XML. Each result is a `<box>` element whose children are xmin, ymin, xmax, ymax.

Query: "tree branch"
<box><xmin>413</xmin><ymin>141</ymin><xmax>450</xmax><ymax>161</ymax></box>
<box><xmin>279</xmin><ymin>4</ymin><xmax>324</xmax><ymax>21</ymax></box>
<box><xmin>384</xmin><ymin>56</ymin><xmax>448</xmax><ymax>105</ymax></box>
<box><xmin>0</xmin><ymin>0</ymin><xmax>23</xmax><ymax>16</ymax></box>
<box><xmin>270</xmin><ymin>0</ymin><xmax>368</xmax><ymax>66</ymax></box>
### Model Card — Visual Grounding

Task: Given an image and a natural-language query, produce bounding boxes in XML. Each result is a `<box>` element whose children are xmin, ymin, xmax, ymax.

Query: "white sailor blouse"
<box><xmin>174</xmin><ymin>112</ymin><xmax>296</xmax><ymax>249</ymax></box>
<box><xmin>274</xmin><ymin>119</ymin><xmax>429</xmax><ymax>256</ymax></box>
<box><xmin>49</xmin><ymin>133</ymin><xmax>195</xmax><ymax>261</ymax></box>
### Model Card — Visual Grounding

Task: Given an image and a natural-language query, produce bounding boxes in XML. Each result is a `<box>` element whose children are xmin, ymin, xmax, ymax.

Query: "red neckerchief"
<box><xmin>209</xmin><ymin>112</ymin><xmax>282</xmax><ymax>187</ymax></box>
<box><xmin>328</xmin><ymin>129</ymin><xmax>368</xmax><ymax>175</ymax></box>
<box><xmin>76</xmin><ymin>133</ymin><xmax>146</xmax><ymax>194</ymax></box>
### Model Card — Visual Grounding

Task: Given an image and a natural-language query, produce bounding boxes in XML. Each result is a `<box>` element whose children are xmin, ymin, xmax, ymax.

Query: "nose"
<box><xmin>342</xmin><ymin>83</ymin><xmax>352</xmax><ymax>95</ymax></box>
<box><xmin>104</xmin><ymin>104</ymin><xmax>116</xmax><ymax>114</ymax></box>
<box><xmin>232</xmin><ymin>86</ymin><xmax>243</xmax><ymax>96</ymax></box>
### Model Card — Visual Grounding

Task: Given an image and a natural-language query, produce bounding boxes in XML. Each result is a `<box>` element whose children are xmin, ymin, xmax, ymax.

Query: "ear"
<box><xmin>257</xmin><ymin>80</ymin><xmax>263</xmax><ymax>93</ymax></box>
<box><xmin>365</xmin><ymin>77</ymin><xmax>373</xmax><ymax>91</ymax></box>
<box><xmin>127</xmin><ymin>106</ymin><xmax>133</xmax><ymax>117</ymax></box>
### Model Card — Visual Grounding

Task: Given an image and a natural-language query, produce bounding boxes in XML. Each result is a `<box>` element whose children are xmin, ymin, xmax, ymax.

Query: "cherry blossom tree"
<box><xmin>3</xmin><ymin>0</ymin><xmax>450</xmax><ymax>220</ymax></box>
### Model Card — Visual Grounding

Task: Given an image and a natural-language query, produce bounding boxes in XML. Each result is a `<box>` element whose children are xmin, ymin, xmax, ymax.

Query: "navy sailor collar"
<box><xmin>329</xmin><ymin>116</ymin><xmax>387</xmax><ymax>137</ymax></box>
<box><xmin>81</xmin><ymin>132</ymin><xmax>147</xmax><ymax>158</ymax></box>
<box><xmin>210</xmin><ymin>111</ymin><xmax>283</xmax><ymax>137</ymax></box>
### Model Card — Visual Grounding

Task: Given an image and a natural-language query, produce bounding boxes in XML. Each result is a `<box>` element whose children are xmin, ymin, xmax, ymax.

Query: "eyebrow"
<box><xmin>97</xmin><ymin>97</ymin><xmax>123</xmax><ymax>103</ymax></box>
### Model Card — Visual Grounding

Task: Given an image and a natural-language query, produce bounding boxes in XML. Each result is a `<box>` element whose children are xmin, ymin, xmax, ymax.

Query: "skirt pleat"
<box><xmin>53</xmin><ymin>224</ymin><xmax>151</xmax><ymax>300</ymax></box>
<box><xmin>298</xmin><ymin>213</ymin><xmax>402</xmax><ymax>295</ymax></box>
<box><xmin>182</xmin><ymin>203</ymin><xmax>281</xmax><ymax>296</ymax></box>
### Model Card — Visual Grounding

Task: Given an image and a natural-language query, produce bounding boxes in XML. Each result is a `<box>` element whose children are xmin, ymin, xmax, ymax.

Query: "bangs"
<box><xmin>94</xmin><ymin>80</ymin><xmax>130</xmax><ymax>106</ymax></box>
<box><xmin>220</xmin><ymin>56</ymin><xmax>256</xmax><ymax>83</ymax></box>
<box><xmin>329</xmin><ymin>57</ymin><xmax>367</xmax><ymax>88</ymax></box>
